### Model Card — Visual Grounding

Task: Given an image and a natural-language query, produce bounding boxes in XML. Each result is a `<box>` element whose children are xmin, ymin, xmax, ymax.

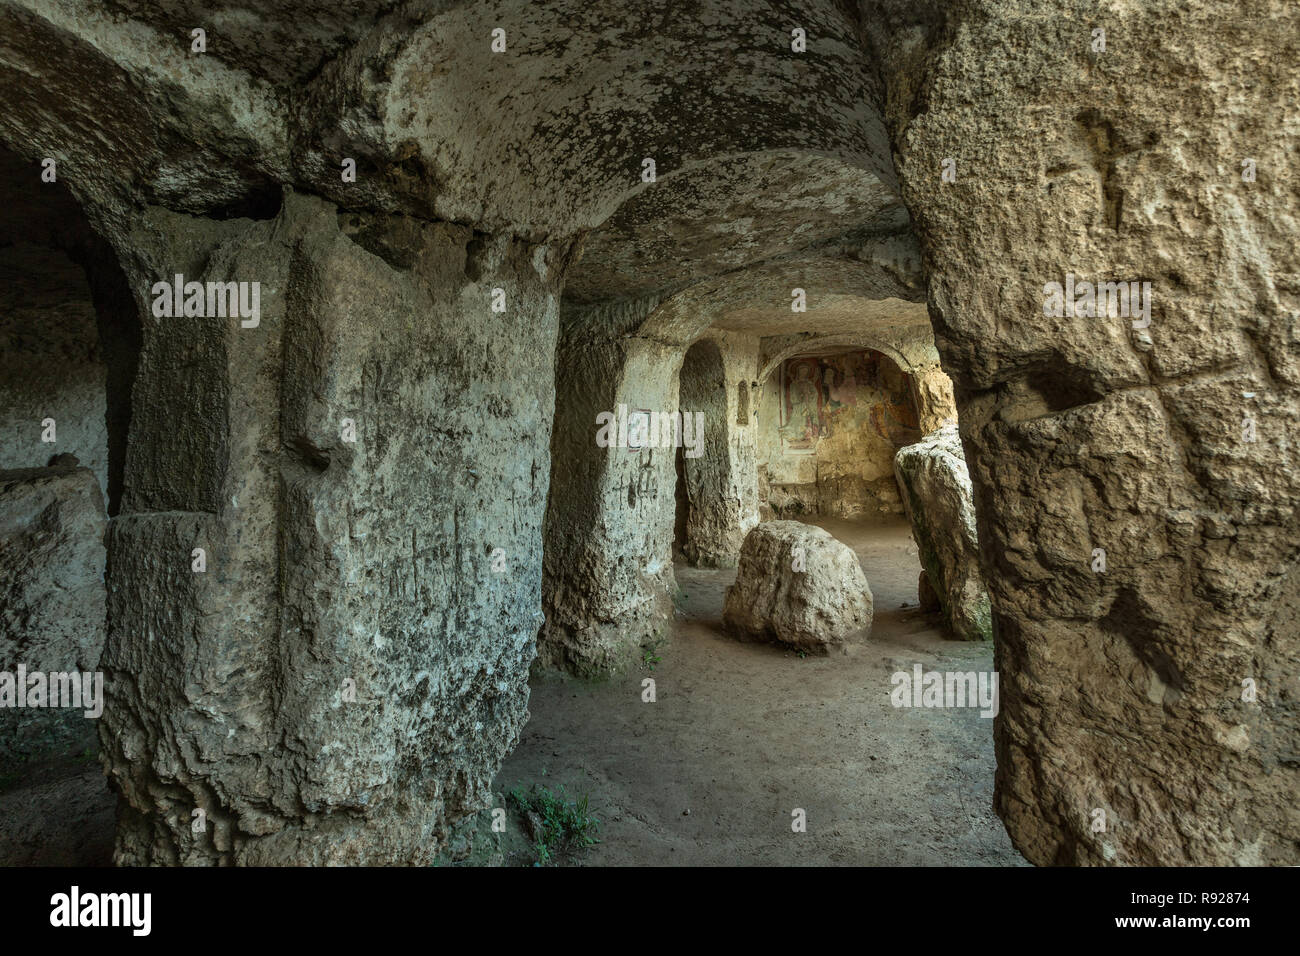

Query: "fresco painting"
<box><xmin>778</xmin><ymin>350</ymin><xmax>917</xmax><ymax>454</ymax></box>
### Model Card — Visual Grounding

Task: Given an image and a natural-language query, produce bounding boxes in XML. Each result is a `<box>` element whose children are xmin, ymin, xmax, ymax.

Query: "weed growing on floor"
<box><xmin>508</xmin><ymin>783</ymin><xmax>601</xmax><ymax>866</ymax></box>
<box><xmin>641</xmin><ymin>633</ymin><xmax>666</xmax><ymax>671</ymax></box>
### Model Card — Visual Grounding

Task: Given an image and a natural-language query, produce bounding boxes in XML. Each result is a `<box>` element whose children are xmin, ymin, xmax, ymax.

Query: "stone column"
<box><xmin>680</xmin><ymin>332</ymin><xmax>759</xmax><ymax>567</ymax></box>
<box><xmin>868</xmin><ymin>0</ymin><xmax>1300</xmax><ymax>864</ymax></box>
<box><xmin>540</xmin><ymin>300</ymin><xmax>680</xmax><ymax>675</ymax></box>
<box><xmin>101</xmin><ymin>193</ymin><xmax>568</xmax><ymax>864</ymax></box>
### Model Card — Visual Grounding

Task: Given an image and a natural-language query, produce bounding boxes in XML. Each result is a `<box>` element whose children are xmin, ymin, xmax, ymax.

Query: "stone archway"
<box><xmin>0</xmin><ymin>146</ymin><xmax>140</xmax><ymax>515</ymax></box>
<box><xmin>757</xmin><ymin>330</ymin><xmax>956</xmax><ymax>437</ymax></box>
<box><xmin>539</xmin><ymin>143</ymin><xmax>911</xmax><ymax>676</ymax></box>
<box><xmin>0</xmin><ymin>142</ymin><xmax>141</xmax><ymax>864</ymax></box>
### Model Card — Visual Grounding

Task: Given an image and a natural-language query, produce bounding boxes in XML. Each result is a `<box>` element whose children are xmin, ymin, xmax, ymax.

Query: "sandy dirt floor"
<box><xmin>494</xmin><ymin>516</ymin><xmax>1027</xmax><ymax>866</ymax></box>
<box><xmin>0</xmin><ymin>516</ymin><xmax>1025</xmax><ymax>867</ymax></box>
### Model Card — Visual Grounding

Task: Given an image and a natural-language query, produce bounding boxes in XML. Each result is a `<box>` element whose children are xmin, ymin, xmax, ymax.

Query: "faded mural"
<box><xmin>777</xmin><ymin>351</ymin><xmax>919</xmax><ymax>451</ymax></box>
<box><xmin>761</xmin><ymin>350</ymin><xmax>921</xmax><ymax>518</ymax></box>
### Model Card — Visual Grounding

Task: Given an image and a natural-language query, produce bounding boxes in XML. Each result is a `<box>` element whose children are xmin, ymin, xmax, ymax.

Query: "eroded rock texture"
<box><xmin>917</xmin><ymin>569</ymin><xmax>940</xmax><ymax>613</ymax></box>
<box><xmin>0</xmin><ymin>465</ymin><xmax>105</xmax><ymax>762</ymax></box>
<box><xmin>894</xmin><ymin>425</ymin><xmax>992</xmax><ymax>641</ymax></box>
<box><xmin>865</xmin><ymin>0</ymin><xmax>1300</xmax><ymax>864</ymax></box>
<box><xmin>97</xmin><ymin>195</ymin><xmax>568</xmax><ymax>864</ymax></box>
<box><xmin>0</xmin><ymin>0</ymin><xmax>1292</xmax><ymax>867</ymax></box>
<box><xmin>679</xmin><ymin>338</ymin><xmax>750</xmax><ymax>566</ymax></box>
<box><xmin>724</xmin><ymin>520</ymin><xmax>873</xmax><ymax>652</ymax></box>
<box><xmin>540</xmin><ymin>298</ymin><xmax>681</xmax><ymax>676</ymax></box>
<box><xmin>913</xmin><ymin>364</ymin><xmax>957</xmax><ymax>434</ymax></box>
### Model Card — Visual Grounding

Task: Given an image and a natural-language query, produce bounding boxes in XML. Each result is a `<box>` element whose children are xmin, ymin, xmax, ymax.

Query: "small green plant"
<box><xmin>641</xmin><ymin>634</ymin><xmax>666</xmax><ymax>671</ymax></box>
<box><xmin>508</xmin><ymin>783</ymin><xmax>600</xmax><ymax>866</ymax></box>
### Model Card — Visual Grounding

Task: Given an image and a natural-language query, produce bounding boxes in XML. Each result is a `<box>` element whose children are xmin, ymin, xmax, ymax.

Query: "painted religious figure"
<box><xmin>780</xmin><ymin>358</ymin><xmax>823</xmax><ymax>453</ymax></box>
<box><xmin>869</xmin><ymin>355</ymin><xmax>921</xmax><ymax>444</ymax></box>
<box><xmin>823</xmin><ymin>354</ymin><xmax>862</xmax><ymax>409</ymax></box>
<box><xmin>779</xmin><ymin>350</ymin><xmax>920</xmax><ymax>454</ymax></box>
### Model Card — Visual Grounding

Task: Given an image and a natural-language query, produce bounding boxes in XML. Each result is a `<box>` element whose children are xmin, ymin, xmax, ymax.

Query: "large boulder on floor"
<box><xmin>0</xmin><ymin>465</ymin><xmax>106</xmax><ymax>762</ymax></box>
<box><xmin>723</xmin><ymin>521</ymin><xmax>873</xmax><ymax>652</ymax></box>
<box><xmin>894</xmin><ymin>426</ymin><xmax>992</xmax><ymax>641</ymax></box>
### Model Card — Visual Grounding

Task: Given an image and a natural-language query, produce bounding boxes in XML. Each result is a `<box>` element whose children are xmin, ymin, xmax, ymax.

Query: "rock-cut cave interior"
<box><xmin>0</xmin><ymin>0</ymin><xmax>1296</xmax><ymax>878</ymax></box>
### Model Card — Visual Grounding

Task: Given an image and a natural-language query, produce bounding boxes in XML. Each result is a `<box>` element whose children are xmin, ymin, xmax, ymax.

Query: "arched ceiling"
<box><xmin>628</xmin><ymin>231</ymin><xmax>928</xmax><ymax>346</ymax></box>
<box><xmin>564</xmin><ymin>150</ymin><xmax>907</xmax><ymax>305</ymax></box>
<box><xmin>299</xmin><ymin>0</ymin><xmax>897</xmax><ymax>235</ymax></box>
<box><xmin>718</xmin><ymin>294</ymin><xmax>929</xmax><ymax>338</ymax></box>
<box><xmin>98</xmin><ymin>0</ymin><xmax>403</xmax><ymax>83</ymax></box>
<box><xmin>1</xmin><ymin>0</ymin><xmax>895</xmax><ymax>236</ymax></box>
<box><xmin>2</xmin><ymin>0</ymin><xmax>929</xmax><ymax>355</ymax></box>
<box><xmin>756</xmin><ymin>323</ymin><xmax>941</xmax><ymax>382</ymax></box>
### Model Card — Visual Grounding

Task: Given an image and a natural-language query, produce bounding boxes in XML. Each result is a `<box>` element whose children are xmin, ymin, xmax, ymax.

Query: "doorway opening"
<box><xmin>0</xmin><ymin>144</ymin><xmax>139</xmax><ymax>865</ymax></box>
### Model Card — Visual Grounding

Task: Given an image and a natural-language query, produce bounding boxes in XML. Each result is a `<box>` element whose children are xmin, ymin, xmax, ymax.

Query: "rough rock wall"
<box><xmin>100</xmin><ymin>192</ymin><xmax>568</xmax><ymax>864</ymax></box>
<box><xmin>864</xmin><ymin>0</ymin><xmax>1300</xmax><ymax>864</ymax></box>
<box><xmin>0</xmin><ymin>465</ymin><xmax>105</xmax><ymax>762</ymax></box>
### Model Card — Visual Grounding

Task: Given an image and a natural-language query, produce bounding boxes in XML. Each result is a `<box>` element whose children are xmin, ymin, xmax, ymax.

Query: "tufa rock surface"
<box><xmin>0</xmin><ymin>465</ymin><xmax>106</xmax><ymax>762</ymax></box>
<box><xmin>894</xmin><ymin>425</ymin><xmax>993</xmax><ymax>641</ymax></box>
<box><xmin>2</xmin><ymin>0</ymin><xmax>1294</xmax><ymax>868</ymax></box>
<box><xmin>917</xmin><ymin>569</ymin><xmax>940</xmax><ymax>613</ymax></box>
<box><xmin>95</xmin><ymin>193</ymin><xmax>569</xmax><ymax>865</ymax></box>
<box><xmin>866</xmin><ymin>0</ymin><xmax>1300</xmax><ymax>864</ymax></box>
